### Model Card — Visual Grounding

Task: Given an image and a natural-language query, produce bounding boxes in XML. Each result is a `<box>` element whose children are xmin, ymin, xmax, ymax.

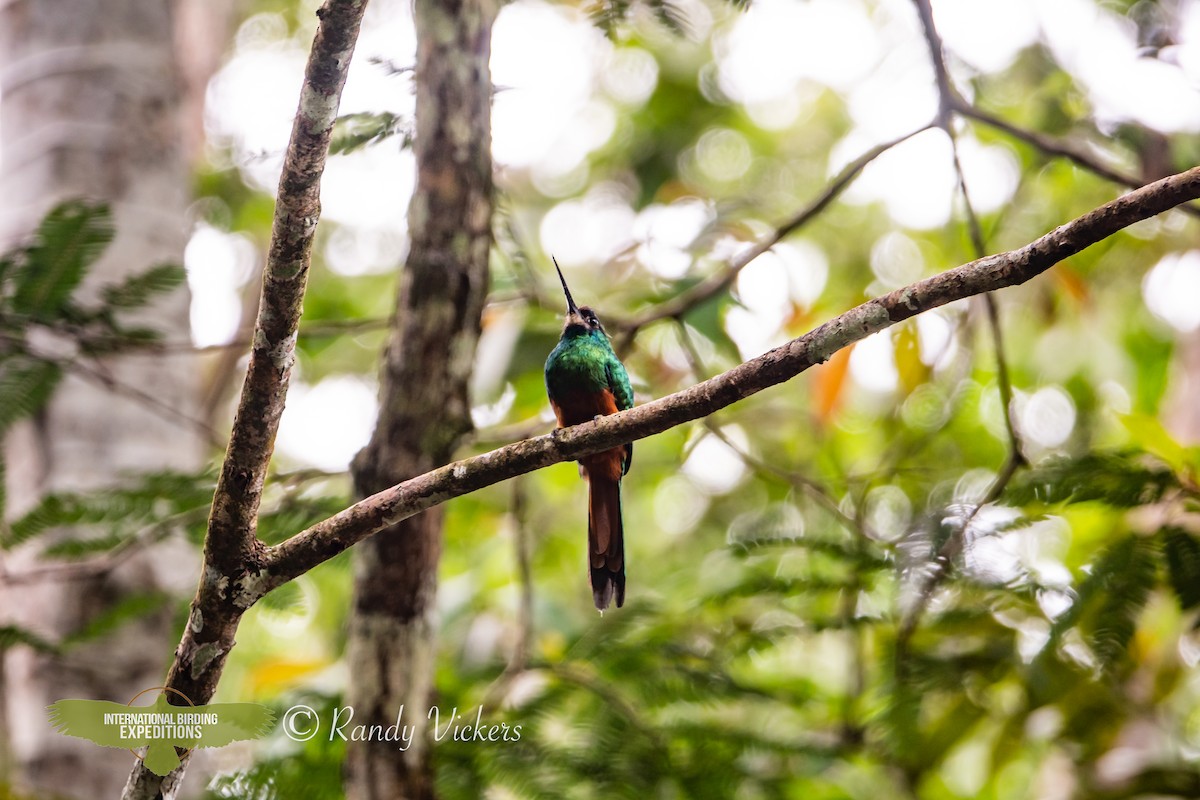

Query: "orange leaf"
<box><xmin>812</xmin><ymin>344</ymin><xmax>853</xmax><ymax>425</ymax></box>
<box><xmin>248</xmin><ymin>657</ymin><xmax>327</xmax><ymax>695</ymax></box>
<box><xmin>1054</xmin><ymin>263</ymin><xmax>1090</xmax><ymax>306</ymax></box>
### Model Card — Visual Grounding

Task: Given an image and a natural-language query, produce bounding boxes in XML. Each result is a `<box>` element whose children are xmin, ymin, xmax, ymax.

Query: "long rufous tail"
<box><xmin>587</xmin><ymin>475</ymin><xmax>625</xmax><ymax>610</ymax></box>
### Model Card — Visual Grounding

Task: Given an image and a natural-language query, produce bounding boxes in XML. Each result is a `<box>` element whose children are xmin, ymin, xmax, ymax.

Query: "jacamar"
<box><xmin>544</xmin><ymin>258</ymin><xmax>634</xmax><ymax>610</ymax></box>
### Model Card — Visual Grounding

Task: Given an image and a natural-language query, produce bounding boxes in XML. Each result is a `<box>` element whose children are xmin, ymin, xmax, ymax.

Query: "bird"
<box><xmin>544</xmin><ymin>257</ymin><xmax>634</xmax><ymax>611</ymax></box>
<box><xmin>47</xmin><ymin>693</ymin><xmax>275</xmax><ymax>776</ymax></box>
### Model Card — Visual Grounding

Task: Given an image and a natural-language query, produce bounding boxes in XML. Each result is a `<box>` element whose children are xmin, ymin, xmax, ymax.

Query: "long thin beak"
<box><xmin>553</xmin><ymin>256</ymin><xmax>579</xmax><ymax>315</ymax></box>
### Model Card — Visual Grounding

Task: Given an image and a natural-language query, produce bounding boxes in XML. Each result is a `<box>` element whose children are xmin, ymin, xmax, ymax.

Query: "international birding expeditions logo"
<box><xmin>47</xmin><ymin>686</ymin><xmax>275</xmax><ymax>776</ymax></box>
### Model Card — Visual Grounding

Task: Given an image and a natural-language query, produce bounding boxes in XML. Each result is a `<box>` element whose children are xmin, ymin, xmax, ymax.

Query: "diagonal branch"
<box><xmin>258</xmin><ymin>166</ymin><xmax>1200</xmax><ymax>594</ymax></box>
<box><xmin>204</xmin><ymin>0</ymin><xmax>366</xmax><ymax>577</ymax></box>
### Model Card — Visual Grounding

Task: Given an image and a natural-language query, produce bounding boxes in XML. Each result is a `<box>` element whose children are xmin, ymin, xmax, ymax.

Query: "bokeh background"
<box><xmin>3</xmin><ymin>0</ymin><xmax>1200</xmax><ymax>797</ymax></box>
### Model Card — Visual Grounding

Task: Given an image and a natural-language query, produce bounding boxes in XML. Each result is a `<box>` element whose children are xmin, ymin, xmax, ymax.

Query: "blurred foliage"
<box><xmin>206</xmin><ymin>0</ymin><xmax>1200</xmax><ymax>792</ymax></box>
<box><xmin>329</xmin><ymin>111</ymin><xmax>413</xmax><ymax>156</ymax></box>
<box><xmin>0</xmin><ymin>201</ymin><xmax>196</xmax><ymax>662</ymax></box>
<box><xmin>6</xmin><ymin>0</ymin><xmax>1200</xmax><ymax>798</ymax></box>
<box><xmin>0</xmin><ymin>202</ymin><xmax>186</xmax><ymax>486</ymax></box>
<box><xmin>0</xmin><ymin>200</ymin><xmax>187</xmax><ymax>534</ymax></box>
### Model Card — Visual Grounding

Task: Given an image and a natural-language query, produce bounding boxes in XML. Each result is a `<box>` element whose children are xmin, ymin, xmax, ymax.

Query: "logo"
<box><xmin>48</xmin><ymin>686</ymin><xmax>275</xmax><ymax>776</ymax></box>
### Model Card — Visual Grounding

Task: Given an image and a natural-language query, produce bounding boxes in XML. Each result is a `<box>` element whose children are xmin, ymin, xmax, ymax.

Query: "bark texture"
<box><xmin>343</xmin><ymin>0</ymin><xmax>494</xmax><ymax>795</ymax></box>
<box><xmin>0</xmin><ymin>0</ymin><xmax>200</xmax><ymax>796</ymax></box>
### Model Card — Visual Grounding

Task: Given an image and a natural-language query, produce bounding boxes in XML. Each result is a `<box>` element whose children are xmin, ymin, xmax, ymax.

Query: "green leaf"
<box><xmin>1005</xmin><ymin>452</ymin><xmax>1177</xmax><ymax>508</ymax></box>
<box><xmin>258</xmin><ymin>579</ymin><xmax>304</xmax><ymax>614</ymax></box>
<box><xmin>1</xmin><ymin>469</ymin><xmax>214</xmax><ymax>549</ymax></box>
<box><xmin>1086</xmin><ymin>536</ymin><xmax>1158</xmax><ymax>673</ymax></box>
<box><xmin>3</xmin><ymin>494</ymin><xmax>86</xmax><ymax>549</ymax></box>
<box><xmin>1162</xmin><ymin>527</ymin><xmax>1200</xmax><ymax>611</ymax></box>
<box><xmin>101</xmin><ymin>263</ymin><xmax>185</xmax><ymax>308</ymax></box>
<box><xmin>0</xmin><ymin>624</ymin><xmax>58</xmax><ymax>654</ymax></box>
<box><xmin>12</xmin><ymin>201</ymin><xmax>114</xmax><ymax>319</ymax></box>
<box><xmin>39</xmin><ymin>532</ymin><xmax>129</xmax><ymax>559</ymax></box>
<box><xmin>0</xmin><ymin>357</ymin><xmax>62</xmax><ymax>433</ymax></box>
<box><xmin>649</xmin><ymin>0</ymin><xmax>691</xmax><ymax>37</ymax></box>
<box><xmin>63</xmin><ymin>592</ymin><xmax>170</xmax><ymax>647</ymax></box>
<box><xmin>99</xmin><ymin>325</ymin><xmax>164</xmax><ymax>348</ymax></box>
<box><xmin>1030</xmin><ymin>534</ymin><xmax>1158</xmax><ymax>689</ymax></box>
<box><xmin>329</xmin><ymin>112</ymin><xmax>411</xmax><ymax>155</ymax></box>
<box><xmin>0</xmin><ymin>253</ymin><xmax>15</xmax><ymax>290</ymax></box>
<box><xmin>587</xmin><ymin>0</ymin><xmax>631</xmax><ymax>39</ymax></box>
<box><xmin>1123</xmin><ymin>324</ymin><xmax>1173</xmax><ymax>415</ymax></box>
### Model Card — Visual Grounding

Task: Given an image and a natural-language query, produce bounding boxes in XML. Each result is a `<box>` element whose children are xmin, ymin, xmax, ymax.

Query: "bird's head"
<box><xmin>554</xmin><ymin>257</ymin><xmax>607</xmax><ymax>338</ymax></box>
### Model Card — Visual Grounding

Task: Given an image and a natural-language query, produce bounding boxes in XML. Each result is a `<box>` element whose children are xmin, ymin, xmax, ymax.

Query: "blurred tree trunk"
<box><xmin>0</xmin><ymin>0</ymin><xmax>217</xmax><ymax>795</ymax></box>
<box><xmin>343</xmin><ymin>0</ymin><xmax>494</xmax><ymax>796</ymax></box>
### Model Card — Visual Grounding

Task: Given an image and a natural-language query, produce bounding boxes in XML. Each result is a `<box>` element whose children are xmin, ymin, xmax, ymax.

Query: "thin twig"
<box><xmin>614</xmin><ymin>125</ymin><xmax>935</xmax><ymax>338</ymax></box>
<box><xmin>981</xmin><ymin>294</ymin><xmax>1022</xmax><ymax>460</ymax></box>
<box><xmin>926</xmin><ymin>7</ymin><xmax>1025</xmax><ymax>470</ymax></box>
<box><xmin>0</xmin><ymin>332</ymin><xmax>223</xmax><ymax>444</ymax></box>
<box><xmin>467</xmin><ymin>413</ymin><xmax>555</xmax><ymax>448</ymax></box>
<box><xmin>911</xmin><ymin>0</ymin><xmax>957</xmax><ymax>124</ymax></box>
<box><xmin>0</xmin><ymin>508</ymin><xmax>207</xmax><ymax>585</ymax></box>
<box><xmin>121</xmin><ymin>316</ymin><xmax>393</xmax><ymax>355</ymax></box>
<box><xmin>943</xmin><ymin>86</ymin><xmax>1024</xmax><ymax>470</ymax></box>
<box><xmin>65</xmin><ymin>358</ymin><xmax>224</xmax><ymax>446</ymax></box>
<box><xmin>954</xmin><ymin>100</ymin><xmax>1200</xmax><ymax>219</ymax></box>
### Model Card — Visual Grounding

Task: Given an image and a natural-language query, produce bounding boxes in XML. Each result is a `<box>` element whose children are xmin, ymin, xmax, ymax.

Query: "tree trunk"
<box><xmin>0</xmin><ymin>0</ymin><xmax>204</xmax><ymax>795</ymax></box>
<box><xmin>343</xmin><ymin>0</ymin><xmax>494</xmax><ymax>796</ymax></box>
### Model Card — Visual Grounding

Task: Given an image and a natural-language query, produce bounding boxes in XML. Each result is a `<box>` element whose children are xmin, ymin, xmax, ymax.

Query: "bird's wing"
<box><xmin>194</xmin><ymin>703</ymin><xmax>276</xmax><ymax>748</ymax></box>
<box><xmin>47</xmin><ymin>700</ymin><xmax>150</xmax><ymax>748</ymax></box>
<box><xmin>606</xmin><ymin>359</ymin><xmax>634</xmax><ymax>413</ymax></box>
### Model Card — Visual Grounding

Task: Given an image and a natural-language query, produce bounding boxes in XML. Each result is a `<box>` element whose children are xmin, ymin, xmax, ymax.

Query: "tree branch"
<box><xmin>258</xmin><ymin>166</ymin><xmax>1200</xmax><ymax>594</ymax></box>
<box><xmin>204</xmin><ymin>0</ymin><xmax>365</xmax><ymax>577</ymax></box>
<box><xmin>121</xmin><ymin>2</ymin><xmax>367</xmax><ymax>797</ymax></box>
